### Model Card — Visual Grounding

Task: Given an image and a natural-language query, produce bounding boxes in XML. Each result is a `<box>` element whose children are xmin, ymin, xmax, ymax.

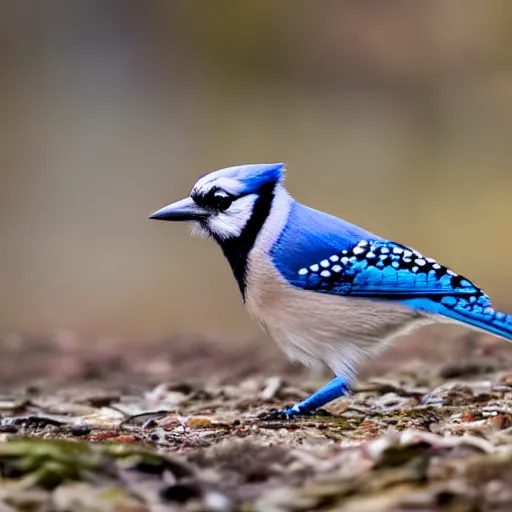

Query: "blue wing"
<box><xmin>287</xmin><ymin>239</ymin><xmax>480</xmax><ymax>299</ymax></box>
<box><xmin>270</xmin><ymin>203</ymin><xmax>512</xmax><ymax>341</ymax></box>
<box><xmin>279</xmin><ymin>237</ymin><xmax>512</xmax><ymax>341</ymax></box>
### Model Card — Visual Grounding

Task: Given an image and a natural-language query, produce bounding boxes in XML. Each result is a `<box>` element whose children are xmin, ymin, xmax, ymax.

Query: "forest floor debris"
<box><xmin>0</xmin><ymin>333</ymin><xmax>511</xmax><ymax>510</ymax></box>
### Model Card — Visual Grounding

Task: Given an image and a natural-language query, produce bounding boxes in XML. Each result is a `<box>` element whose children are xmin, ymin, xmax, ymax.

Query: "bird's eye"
<box><xmin>192</xmin><ymin>188</ymin><xmax>235</xmax><ymax>212</ymax></box>
<box><xmin>203</xmin><ymin>190</ymin><xmax>233</xmax><ymax>211</ymax></box>
<box><xmin>211</xmin><ymin>190</ymin><xmax>233</xmax><ymax>211</ymax></box>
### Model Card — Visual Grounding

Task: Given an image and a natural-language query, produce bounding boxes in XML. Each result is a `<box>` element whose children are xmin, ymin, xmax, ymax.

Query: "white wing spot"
<box><xmin>320</xmin><ymin>259</ymin><xmax>330</xmax><ymax>268</ymax></box>
<box><xmin>330</xmin><ymin>255</ymin><xmax>339</xmax><ymax>262</ymax></box>
<box><xmin>412</xmin><ymin>266</ymin><xmax>419</xmax><ymax>273</ymax></box>
<box><xmin>447</xmin><ymin>270</ymin><xmax>457</xmax><ymax>277</ymax></box>
<box><xmin>415</xmin><ymin>258</ymin><xmax>426</xmax><ymax>266</ymax></box>
<box><xmin>310</xmin><ymin>264</ymin><xmax>319</xmax><ymax>272</ymax></box>
<box><xmin>332</xmin><ymin>265</ymin><xmax>342</xmax><ymax>273</ymax></box>
<box><xmin>381</xmin><ymin>248</ymin><xmax>390</xmax><ymax>254</ymax></box>
<box><xmin>353</xmin><ymin>247</ymin><xmax>365</xmax><ymax>255</ymax></box>
<box><xmin>433</xmin><ymin>264</ymin><xmax>441</xmax><ymax>270</ymax></box>
<box><xmin>366</xmin><ymin>252</ymin><xmax>376</xmax><ymax>258</ymax></box>
<box><xmin>393</xmin><ymin>247</ymin><xmax>403</xmax><ymax>255</ymax></box>
<box><xmin>320</xmin><ymin>270</ymin><xmax>331</xmax><ymax>278</ymax></box>
<box><xmin>298</xmin><ymin>268</ymin><xmax>308</xmax><ymax>276</ymax></box>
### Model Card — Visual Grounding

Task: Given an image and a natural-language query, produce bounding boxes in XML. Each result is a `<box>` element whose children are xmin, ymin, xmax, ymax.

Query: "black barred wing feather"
<box><xmin>292</xmin><ymin>240</ymin><xmax>485</xmax><ymax>302</ymax></box>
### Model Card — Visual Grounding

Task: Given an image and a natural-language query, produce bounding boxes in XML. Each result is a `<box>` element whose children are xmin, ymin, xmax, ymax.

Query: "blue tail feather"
<box><xmin>443</xmin><ymin>305</ymin><xmax>512</xmax><ymax>342</ymax></box>
<box><xmin>405</xmin><ymin>297</ymin><xmax>512</xmax><ymax>342</ymax></box>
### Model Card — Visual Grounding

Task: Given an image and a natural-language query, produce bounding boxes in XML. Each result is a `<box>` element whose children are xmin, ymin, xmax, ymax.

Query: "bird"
<box><xmin>149</xmin><ymin>163</ymin><xmax>512</xmax><ymax>418</ymax></box>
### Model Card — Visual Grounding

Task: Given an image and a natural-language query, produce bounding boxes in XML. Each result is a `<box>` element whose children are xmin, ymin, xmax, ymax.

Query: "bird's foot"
<box><xmin>258</xmin><ymin>404</ymin><xmax>331</xmax><ymax>421</ymax></box>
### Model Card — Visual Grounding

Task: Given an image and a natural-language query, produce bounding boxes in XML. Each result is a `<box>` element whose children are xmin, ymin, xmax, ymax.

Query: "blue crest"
<box><xmin>219</xmin><ymin>163</ymin><xmax>285</xmax><ymax>194</ymax></box>
<box><xmin>193</xmin><ymin>163</ymin><xmax>285</xmax><ymax>197</ymax></box>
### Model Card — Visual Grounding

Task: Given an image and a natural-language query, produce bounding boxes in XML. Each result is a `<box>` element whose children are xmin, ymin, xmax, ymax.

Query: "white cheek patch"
<box><xmin>206</xmin><ymin>194</ymin><xmax>258</xmax><ymax>240</ymax></box>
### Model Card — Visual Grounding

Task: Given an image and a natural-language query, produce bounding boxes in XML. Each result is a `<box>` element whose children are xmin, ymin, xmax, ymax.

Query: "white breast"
<box><xmin>244</xmin><ymin>187</ymin><xmax>432</xmax><ymax>378</ymax></box>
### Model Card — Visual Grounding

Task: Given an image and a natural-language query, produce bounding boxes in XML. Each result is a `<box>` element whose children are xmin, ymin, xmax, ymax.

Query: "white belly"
<box><xmin>244</xmin><ymin>257</ymin><xmax>431</xmax><ymax>378</ymax></box>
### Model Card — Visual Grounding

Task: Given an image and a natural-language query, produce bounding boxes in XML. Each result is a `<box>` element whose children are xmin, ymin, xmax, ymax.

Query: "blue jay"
<box><xmin>150</xmin><ymin>163</ymin><xmax>512</xmax><ymax>418</ymax></box>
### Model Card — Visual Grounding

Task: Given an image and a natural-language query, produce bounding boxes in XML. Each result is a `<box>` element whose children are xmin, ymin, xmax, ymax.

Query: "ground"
<box><xmin>0</xmin><ymin>329</ymin><xmax>512</xmax><ymax>511</ymax></box>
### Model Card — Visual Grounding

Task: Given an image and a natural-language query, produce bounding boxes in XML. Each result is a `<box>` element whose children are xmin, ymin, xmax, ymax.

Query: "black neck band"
<box><xmin>210</xmin><ymin>182</ymin><xmax>276</xmax><ymax>298</ymax></box>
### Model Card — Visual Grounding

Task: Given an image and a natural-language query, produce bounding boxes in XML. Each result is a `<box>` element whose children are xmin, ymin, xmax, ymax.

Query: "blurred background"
<box><xmin>1</xmin><ymin>1</ymin><xmax>512</xmax><ymax>360</ymax></box>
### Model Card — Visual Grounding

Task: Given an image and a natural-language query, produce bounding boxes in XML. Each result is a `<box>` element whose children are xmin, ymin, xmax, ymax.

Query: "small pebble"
<box><xmin>71</xmin><ymin>424</ymin><xmax>90</xmax><ymax>436</ymax></box>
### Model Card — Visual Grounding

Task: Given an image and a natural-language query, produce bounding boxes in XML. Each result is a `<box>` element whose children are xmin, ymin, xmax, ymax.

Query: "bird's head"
<box><xmin>149</xmin><ymin>163</ymin><xmax>285</xmax><ymax>242</ymax></box>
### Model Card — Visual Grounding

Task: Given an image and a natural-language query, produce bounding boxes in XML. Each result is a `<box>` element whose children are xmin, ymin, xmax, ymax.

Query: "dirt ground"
<box><xmin>0</xmin><ymin>328</ymin><xmax>512</xmax><ymax>511</ymax></box>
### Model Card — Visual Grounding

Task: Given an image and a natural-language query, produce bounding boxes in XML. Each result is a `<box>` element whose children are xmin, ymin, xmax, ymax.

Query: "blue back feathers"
<box><xmin>271</xmin><ymin>202</ymin><xmax>380</xmax><ymax>284</ymax></box>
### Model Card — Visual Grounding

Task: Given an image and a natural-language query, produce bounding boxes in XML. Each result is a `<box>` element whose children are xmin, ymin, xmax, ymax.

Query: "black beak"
<box><xmin>149</xmin><ymin>197</ymin><xmax>208</xmax><ymax>221</ymax></box>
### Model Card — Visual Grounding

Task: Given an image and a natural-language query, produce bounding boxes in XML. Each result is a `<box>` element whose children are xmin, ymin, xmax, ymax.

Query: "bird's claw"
<box><xmin>258</xmin><ymin>406</ymin><xmax>332</xmax><ymax>421</ymax></box>
<box><xmin>258</xmin><ymin>408</ymin><xmax>290</xmax><ymax>421</ymax></box>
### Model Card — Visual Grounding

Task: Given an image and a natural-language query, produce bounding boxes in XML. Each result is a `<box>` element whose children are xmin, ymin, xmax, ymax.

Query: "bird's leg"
<box><xmin>285</xmin><ymin>375</ymin><xmax>350</xmax><ymax>416</ymax></box>
<box><xmin>259</xmin><ymin>376</ymin><xmax>350</xmax><ymax>420</ymax></box>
